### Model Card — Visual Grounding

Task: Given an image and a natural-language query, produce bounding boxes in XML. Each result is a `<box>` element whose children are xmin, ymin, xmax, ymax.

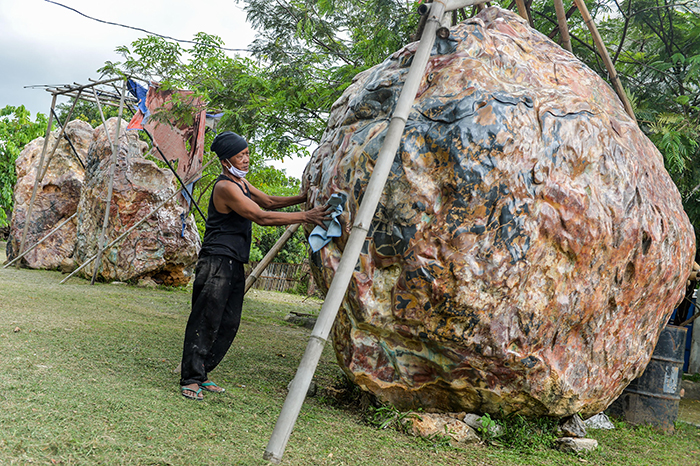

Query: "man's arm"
<box><xmin>214</xmin><ymin>181</ymin><xmax>329</xmax><ymax>227</ymax></box>
<box><xmin>246</xmin><ymin>181</ymin><xmax>306</xmax><ymax>210</ymax></box>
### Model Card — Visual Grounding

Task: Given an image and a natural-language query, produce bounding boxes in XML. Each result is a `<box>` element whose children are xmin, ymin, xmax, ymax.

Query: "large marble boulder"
<box><xmin>6</xmin><ymin>120</ymin><xmax>92</xmax><ymax>268</ymax></box>
<box><xmin>74</xmin><ymin>118</ymin><xmax>200</xmax><ymax>285</ymax></box>
<box><xmin>303</xmin><ymin>8</ymin><xmax>695</xmax><ymax>417</ymax></box>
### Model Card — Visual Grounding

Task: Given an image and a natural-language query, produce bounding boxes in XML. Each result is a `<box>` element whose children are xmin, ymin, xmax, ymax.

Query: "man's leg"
<box><xmin>204</xmin><ymin>260</ymin><xmax>245</xmax><ymax>375</ymax></box>
<box><xmin>180</xmin><ymin>255</ymin><xmax>233</xmax><ymax>390</ymax></box>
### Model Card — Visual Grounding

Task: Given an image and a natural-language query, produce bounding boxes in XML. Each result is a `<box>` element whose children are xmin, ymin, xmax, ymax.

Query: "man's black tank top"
<box><xmin>199</xmin><ymin>175</ymin><xmax>252</xmax><ymax>262</ymax></box>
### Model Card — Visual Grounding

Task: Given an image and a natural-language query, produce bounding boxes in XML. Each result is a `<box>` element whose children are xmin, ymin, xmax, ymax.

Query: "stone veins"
<box><xmin>74</xmin><ymin>118</ymin><xmax>200</xmax><ymax>285</ymax></box>
<box><xmin>6</xmin><ymin>120</ymin><xmax>91</xmax><ymax>268</ymax></box>
<box><xmin>303</xmin><ymin>8</ymin><xmax>695</xmax><ymax>417</ymax></box>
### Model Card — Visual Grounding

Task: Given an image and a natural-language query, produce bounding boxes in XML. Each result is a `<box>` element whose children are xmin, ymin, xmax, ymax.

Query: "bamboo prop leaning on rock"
<box><xmin>553</xmin><ymin>0</ymin><xmax>572</xmax><ymax>52</ymax></box>
<box><xmin>90</xmin><ymin>80</ymin><xmax>126</xmax><ymax>285</ymax></box>
<box><xmin>50</xmin><ymin>107</ymin><xmax>86</xmax><ymax>169</ymax></box>
<box><xmin>60</xmin><ymin>158</ymin><xmax>217</xmax><ymax>285</ymax></box>
<box><xmin>245</xmin><ymin>223</ymin><xmax>301</xmax><ymax>293</ymax></box>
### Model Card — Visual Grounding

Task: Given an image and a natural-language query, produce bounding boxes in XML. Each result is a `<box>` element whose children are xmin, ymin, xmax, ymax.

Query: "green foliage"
<box><xmin>367</xmin><ymin>404</ymin><xmax>410</xmax><ymax>430</ymax></box>
<box><xmin>0</xmin><ymin>106</ymin><xmax>49</xmax><ymax>227</ymax></box>
<box><xmin>478</xmin><ymin>412</ymin><xmax>500</xmax><ymax>441</ymax></box>
<box><xmin>497</xmin><ymin>414</ymin><xmax>559</xmax><ymax>453</ymax></box>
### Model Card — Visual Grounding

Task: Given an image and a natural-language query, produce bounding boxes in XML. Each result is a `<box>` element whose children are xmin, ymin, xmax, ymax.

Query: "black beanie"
<box><xmin>211</xmin><ymin>131</ymin><xmax>248</xmax><ymax>160</ymax></box>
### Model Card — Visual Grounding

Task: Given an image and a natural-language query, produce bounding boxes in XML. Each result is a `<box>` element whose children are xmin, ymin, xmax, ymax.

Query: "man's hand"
<box><xmin>304</xmin><ymin>204</ymin><xmax>333</xmax><ymax>227</ymax></box>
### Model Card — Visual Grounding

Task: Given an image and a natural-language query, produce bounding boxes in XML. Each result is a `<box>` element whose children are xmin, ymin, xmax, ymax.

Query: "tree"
<box><xmin>0</xmin><ymin>106</ymin><xmax>49</xmax><ymax>227</ymax></box>
<box><xmin>100</xmin><ymin>0</ymin><xmax>700</xmax><ymax>260</ymax></box>
<box><xmin>100</xmin><ymin>34</ymin><xmax>312</xmax><ymax>262</ymax></box>
<box><xmin>575</xmin><ymin>1</ymin><xmax>700</xmax><ymax>236</ymax></box>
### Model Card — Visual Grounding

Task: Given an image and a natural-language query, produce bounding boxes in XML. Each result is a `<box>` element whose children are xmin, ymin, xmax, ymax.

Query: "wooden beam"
<box><xmin>245</xmin><ymin>224</ymin><xmax>301</xmax><ymax>293</ymax></box>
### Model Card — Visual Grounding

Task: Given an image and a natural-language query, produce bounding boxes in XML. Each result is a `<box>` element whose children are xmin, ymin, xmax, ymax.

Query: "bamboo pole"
<box><xmin>572</xmin><ymin>0</ymin><xmax>636</xmax><ymax>121</ymax></box>
<box><xmin>17</xmin><ymin>94</ymin><xmax>57</xmax><ymax>268</ymax></box>
<box><xmin>91</xmin><ymin>79</ymin><xmax>127</xmax><ymax>285</ymax></box>
<box><xmin>245</xmin><ymin>224</ymin><xmax>300</xmax><ymax>293</ymax></box>
<box><xmin>4</xmin><ymin>212</ymin><xmax>77</xmax><ymax>268</ymax></box>
<box><xmin>263</xmin><ymin>0</ymin><xmax>486</xmax><ymax>462</ymax></box>
<box><xmin>60</xmin><ymin>158</ymin><xmax>216</xmax><ymax>285</ymax></box>
<box><xmin>514</xmin><ymin>0</ymin><xmax>530</xmax><ymax>23</ymax></box>
<box><xmin>553</xmin><ymin>0</ymin><xmax>572</xmax><ymax>52</ymax></box>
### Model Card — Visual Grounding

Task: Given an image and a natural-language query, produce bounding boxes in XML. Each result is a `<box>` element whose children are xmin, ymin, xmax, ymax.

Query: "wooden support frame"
<box><xmin>16</xmin><ymin>78</ymin><xmax>140</xmax><ymax>268</ymax></box>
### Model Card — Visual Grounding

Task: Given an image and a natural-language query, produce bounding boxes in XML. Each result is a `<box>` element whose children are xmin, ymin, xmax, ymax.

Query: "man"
<box><xmin>180</xmin><ymin>131</ymin><xmax>330</xmax><ymax>400</ymax></box>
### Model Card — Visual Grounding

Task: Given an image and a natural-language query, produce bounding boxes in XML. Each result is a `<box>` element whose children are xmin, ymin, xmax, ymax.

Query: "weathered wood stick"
<box><xmin>245</xmin><ymin>223</ymin><xmax>301</xmax><ymax>293</ymax></box>
<box><xmin>514</xmin><ymin>0</ymin><xmax>530</xmax><ymax>23</ymax></box>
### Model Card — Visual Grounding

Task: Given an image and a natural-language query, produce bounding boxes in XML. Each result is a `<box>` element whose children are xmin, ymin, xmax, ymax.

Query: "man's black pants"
<box><xmin>180</xmin><ymin>254</ymin><xmax>244</xmax><ymax>386</ymax></box>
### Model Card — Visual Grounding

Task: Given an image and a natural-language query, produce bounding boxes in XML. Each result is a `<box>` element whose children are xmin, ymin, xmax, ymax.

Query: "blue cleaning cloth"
<box><xmin>308</xmin><ymin>193</ymin><xmax>347</xmax><ymax>253</ymax></box>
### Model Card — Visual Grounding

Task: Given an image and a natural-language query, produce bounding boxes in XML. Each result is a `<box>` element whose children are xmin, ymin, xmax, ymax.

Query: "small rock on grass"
<box><xmin>560</xmin><ymin>414</ymin><xmax>587</xmax><ymax>438</ymax></box>
<box><xmin>402</xmin><ymin>413</ymin><xmax>480</xmax><ymax>444</ymax></box>
<box><xmin>137</xmin><ymin>277</ymin><xmax>158</xmax><ymax>288</ymax></box>
<box><xmin>556</xmin><ymin>437</ymin><xmax>598</xmax><ymax>453</ymax></box>
<box><xmin>462</xmin><ymin>413</ymin><xmax>503</xmax><ymax>437</ymax></box>
<box><xmin>583</xmin><ymin>413</ymin><xmax>615</xmax><ymax>430</ymax></box>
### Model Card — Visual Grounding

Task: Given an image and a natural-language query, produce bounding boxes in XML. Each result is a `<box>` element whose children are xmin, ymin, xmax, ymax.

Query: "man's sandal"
<box><xmin>201</xmin><ymin>381</ymin><xmax>225</xmax><ymax>393</ymax></box>
<box><xmin>181</xmin><ymin>386</ymin><xmax>204</xmax><ymax>401</ymax></box>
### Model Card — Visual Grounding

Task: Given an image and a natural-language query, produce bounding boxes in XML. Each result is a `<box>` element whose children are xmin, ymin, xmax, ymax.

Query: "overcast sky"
<box><xmin>0</xmin><ymin>0</ymin><xmax>309</xmax><ymax>178</ymax></box>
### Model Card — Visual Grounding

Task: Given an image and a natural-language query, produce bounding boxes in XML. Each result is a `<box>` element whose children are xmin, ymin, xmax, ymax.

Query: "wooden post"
<box><xmin>17</xmin><ymin>94</ymin><xmax>57</xmax><ymax>268</ymax></box>
<box><xmin>91</xmin><ymin>79</ymin><xmax>127</xmax><ymax>285</ymax></box>
<box><xmin>572</xmin><ymin>0</ymin><xmax>636</xmax><ymax>121</ymax></box>
<box><xmin>245</xmin><ymin>223</ymin><xmax>300</xmax><ymax>293</ymax></box>
<box><xmin>553</xmin><ymin>0</ymin><xmax>572</xmax><ymax>52</ymax></box>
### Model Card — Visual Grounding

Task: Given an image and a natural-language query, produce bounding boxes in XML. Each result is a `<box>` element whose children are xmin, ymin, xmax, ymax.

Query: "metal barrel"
<box><xmin>607</xmin><ymin>325</ymin><xmax>687</xmax><ymax>432</ymax></box>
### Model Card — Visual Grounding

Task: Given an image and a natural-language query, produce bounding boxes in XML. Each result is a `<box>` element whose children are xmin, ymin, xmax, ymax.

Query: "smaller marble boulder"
<box><xmin>74</xmin><ymin>118</ymin><xmax>200</xmax><ymax>285</ymax></box>
<box><xmin>6</xmin><ymin>120</ymin><xmax>92</xmax><ymax>268</ymax></box>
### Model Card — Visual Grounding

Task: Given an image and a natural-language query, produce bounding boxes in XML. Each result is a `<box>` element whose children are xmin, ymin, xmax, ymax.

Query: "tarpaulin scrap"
<box><xmin>126</xmin><ymin>81</ymin><xmax>206</xmax><ymax>208</ymax></box>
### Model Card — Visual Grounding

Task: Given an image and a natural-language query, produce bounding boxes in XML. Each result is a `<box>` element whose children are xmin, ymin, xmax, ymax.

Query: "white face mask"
<box><xmin>227</xmin><ymin>163</ymin><xmax>248</xmax><ymax>179</ymax></box>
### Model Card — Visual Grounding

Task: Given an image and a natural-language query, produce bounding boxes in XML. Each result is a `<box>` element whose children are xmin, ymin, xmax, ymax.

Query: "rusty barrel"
<box><xmin>607</xmin><ymin>325</ymin><xmax>687</xmax><ymax>432</ymax></box>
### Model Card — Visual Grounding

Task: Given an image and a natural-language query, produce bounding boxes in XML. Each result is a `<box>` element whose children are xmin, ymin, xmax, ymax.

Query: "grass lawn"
<box><xmin>1</xmin><ymin>243</ymin><xmax>699</xmax><ymax>465</ymax></box>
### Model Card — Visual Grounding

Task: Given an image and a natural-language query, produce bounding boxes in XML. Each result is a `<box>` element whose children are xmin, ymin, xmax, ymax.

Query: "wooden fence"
<box><xmin>245</xmin><ymin>261</ymin><xmax>312</xmax><ymax>294</ymax></box>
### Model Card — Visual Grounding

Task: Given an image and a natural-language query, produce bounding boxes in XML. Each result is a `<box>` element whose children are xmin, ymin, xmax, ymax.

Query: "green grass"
<box><xmin>1</xmin><ymin>249</ymin><xmax>699</xmax><ymax>465</ymax></box>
